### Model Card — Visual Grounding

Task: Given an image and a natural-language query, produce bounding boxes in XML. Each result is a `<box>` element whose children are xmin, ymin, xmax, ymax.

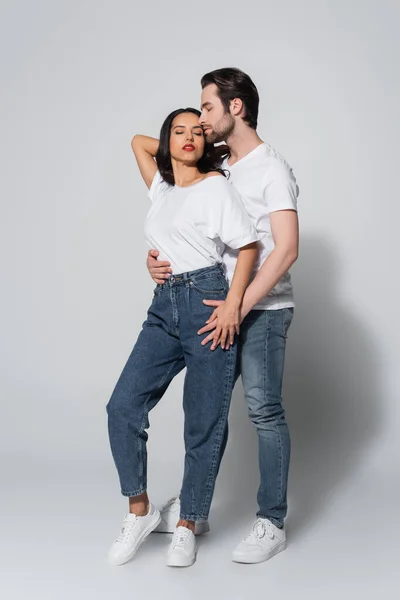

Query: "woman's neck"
<box><xmin>171</xmin><ymin>160</ymin><xmax>204</xmax><ymax>187</ymax></box>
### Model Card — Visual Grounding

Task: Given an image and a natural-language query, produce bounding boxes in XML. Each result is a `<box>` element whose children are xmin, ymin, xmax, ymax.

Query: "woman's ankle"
<box><xmin>129</xmin><ymin>492</ymin><xmax>149</xmax><ymax>516</ymax></box>
<box><xmin>177</xmin><ymin>519</ymin><xmax>195</xmax><ymax>533</ymax></box>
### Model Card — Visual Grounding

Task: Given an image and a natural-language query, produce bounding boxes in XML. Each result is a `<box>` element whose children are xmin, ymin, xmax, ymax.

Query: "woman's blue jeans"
<box><xmin>106</xmin><ymin>264</ymin><xmax>236</xmax><ymax>521</ymax></box>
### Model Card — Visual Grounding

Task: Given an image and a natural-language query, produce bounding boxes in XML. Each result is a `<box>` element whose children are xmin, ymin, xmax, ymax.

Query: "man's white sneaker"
<box><xmin>107</xmin><ymin>503</ymin><xmax>161</xmax><ymax>566</ymax></box>
<box><xmin>166</xmin><ymin>526</ymin><xmax>197</xmax><ymax>567</ymax></box>
<box><xmin>232</xmin><ymin>518</ymin><xmax>287</xmax><ymax>564</ymax></box>
<box><xmin>154</xmin><ymin>497</ymin><xmax>210</xmax><ymax>535</ymax></box>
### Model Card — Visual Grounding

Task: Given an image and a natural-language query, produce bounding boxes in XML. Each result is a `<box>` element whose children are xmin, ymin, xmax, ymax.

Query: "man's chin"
<box><xmin>205</xmin><ymin>132</ymin><xmax>223</xmax><ymax>144</ymax></box>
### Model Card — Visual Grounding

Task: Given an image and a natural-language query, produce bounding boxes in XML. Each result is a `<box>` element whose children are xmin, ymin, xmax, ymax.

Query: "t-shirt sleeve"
<box><xmin>203</xmin><ymin>178</ymin><xmax>259</xmax><ymax>250</ymax></box>
<box><xmin>148</xmin><ymin>170</ymin><xmax>170</xmax><ymax>203</ymax></box>
<box><xmin>263</xmin><ymin>161</ymin><xmax>299</xmax><ymax>213</ymax></box>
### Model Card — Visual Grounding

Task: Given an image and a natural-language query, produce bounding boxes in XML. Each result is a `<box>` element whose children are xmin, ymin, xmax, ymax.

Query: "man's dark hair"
<box><xmin>156</xmin><ymin>108</ymin><xmax>227</xmax><ymax>186</ymax></box>
<box><xmin>201</xmin><ymin>67</ymin><xmax>259</xmax><ymax>129</ymax></box>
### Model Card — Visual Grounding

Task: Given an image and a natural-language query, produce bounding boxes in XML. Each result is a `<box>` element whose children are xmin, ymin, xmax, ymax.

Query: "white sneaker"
<box><xmin>232</xmin><ymin>518</ymin><xmax>287</xmax><ymax>564</ymax></box>
<box><xmin>107</xmin><ymin>503</ymin><xmax>161</xmax><ymax>566</ymax></box>
<box><xmin>166</xmin><ymin>526</ymin><xmax>197</xmax><ymax>567</ymax></box>
<box><xmin>154</xmin><ymin>497</ymin><xmax>210</xmax><ymax>536</ymax></box>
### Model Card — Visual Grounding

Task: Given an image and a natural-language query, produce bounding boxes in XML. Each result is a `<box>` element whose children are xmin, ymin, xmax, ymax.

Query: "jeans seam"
<box><xmin>261</xmin><ymin>312</ymin><xmax>284</xmax><ymax>522</ymax></box>
<box><xmin>199</xmin><ymin>345</ymin><xmax>236</xmax><ymax>518</ymax></box>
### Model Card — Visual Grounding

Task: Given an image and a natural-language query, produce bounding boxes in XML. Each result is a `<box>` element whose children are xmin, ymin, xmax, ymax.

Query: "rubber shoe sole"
<box><xmin>166</xmin><ymin>549</ymin><xmax>197</xmax><ymax>568</ymax></box>
<box><xmin>232</xmin><ymin>540</ymin><xmax>287</xmax><ymax>564</ymax></box>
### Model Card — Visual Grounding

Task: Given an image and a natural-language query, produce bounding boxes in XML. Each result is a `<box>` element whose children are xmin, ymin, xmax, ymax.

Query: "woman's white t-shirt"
<box><xmin>144</xmin><ymin>171</ymin><xmax>259</xmax><ymax>275</ymax></box>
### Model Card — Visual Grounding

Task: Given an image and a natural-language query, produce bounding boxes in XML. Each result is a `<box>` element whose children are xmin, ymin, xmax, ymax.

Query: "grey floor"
<box><xmin>2</xmin><ymin>448</ymin><xmax>398</xmax><ymax>599</ymax></box>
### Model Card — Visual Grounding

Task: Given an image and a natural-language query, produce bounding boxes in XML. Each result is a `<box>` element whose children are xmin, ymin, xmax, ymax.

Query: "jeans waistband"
<box><xmin>165</xmin><ymin>263</ymin><xmax>225</xmax><ymax>286</ymax></box>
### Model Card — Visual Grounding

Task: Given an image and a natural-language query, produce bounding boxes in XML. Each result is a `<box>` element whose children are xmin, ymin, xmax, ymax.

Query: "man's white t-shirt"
<box><xmin>221</xmin><ymin>143</ymin><xmax>299</xmax><ymax>310</ymax></box>
<box><xmin>145</xmin><ymin>171</ymin><xmax>259</xmax><ymax>275</ymax></box>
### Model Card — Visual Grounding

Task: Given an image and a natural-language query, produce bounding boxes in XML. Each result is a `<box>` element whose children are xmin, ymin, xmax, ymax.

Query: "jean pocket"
<box><xmin>189</xmin><ymin>273</ymin><xmax>228</xmax><ymax>295</ymax></box>
<box><xmin>283</xmin><ymin>307</ymin><xmax>294</xmax><ymax>334</ymax></box>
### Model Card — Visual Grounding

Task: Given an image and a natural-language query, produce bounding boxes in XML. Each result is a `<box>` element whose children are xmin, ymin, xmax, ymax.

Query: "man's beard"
<box><xmin>205</xmin><ymin>113</ymin><xmax>235</xmax><ymax>144</ymax></box>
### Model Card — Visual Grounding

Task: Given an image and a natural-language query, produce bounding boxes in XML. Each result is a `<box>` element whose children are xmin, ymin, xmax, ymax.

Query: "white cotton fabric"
<box><xmin>145</xmin><ymin>172</ymin><xmax>259</xmax><ymax>275</ymax></box>
<box><xmin>221</xmin><ymin>143</ymin><xmax>299</xmax><ymax>310</ymax></box>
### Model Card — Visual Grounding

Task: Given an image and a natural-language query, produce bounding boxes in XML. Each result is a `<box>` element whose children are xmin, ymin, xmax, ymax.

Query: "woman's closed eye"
<box><xmin>175</xmin><ymin>131</ymin><xmax>203</xmax><ymax>136</ymax></box>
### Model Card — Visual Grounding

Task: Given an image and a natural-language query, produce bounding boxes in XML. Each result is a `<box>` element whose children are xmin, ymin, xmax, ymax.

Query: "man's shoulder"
<box><xmin>260</xmin><ymin>144</ymin><xmax>295</xmax><ymax>178</ymax></box>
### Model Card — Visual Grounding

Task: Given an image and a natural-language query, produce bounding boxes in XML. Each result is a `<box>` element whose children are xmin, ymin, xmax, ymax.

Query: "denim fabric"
<box><xmin>239</xmin><ymin>308</ymin><xmax>294</xmax><ymax>527</ymax></box>
<box><xmin>106</xmin><ymin>264</ymin><xmax>236</xmax><ymax>521</ymax></box>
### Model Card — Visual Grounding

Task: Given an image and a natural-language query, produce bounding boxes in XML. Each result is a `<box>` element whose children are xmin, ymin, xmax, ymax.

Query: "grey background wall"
<box><xmin>1</xmin><ymin>1</ymin><xmax>399</xmax><ymax>598</ymax></box>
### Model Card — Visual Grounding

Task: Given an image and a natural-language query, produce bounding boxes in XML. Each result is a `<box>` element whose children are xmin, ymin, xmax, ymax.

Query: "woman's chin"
<box><xmin>174</xmin><ymin>155</ymin><xmax>200</xmax><ymax>166</ymax></box>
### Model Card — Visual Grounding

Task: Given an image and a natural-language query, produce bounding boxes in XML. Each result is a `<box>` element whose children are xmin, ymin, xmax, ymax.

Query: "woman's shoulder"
<box><xmin>204</xmin><ymin>171</ymin><xmax>224</xmax><ymax>179</ymax></box>
<box><xmin>201</xmin><ymin>172</ymin><xmax>231</xmax><ymax>188</ymax></box>
<box><xmin>196</xmin><ymin>172</ymin><xmax>240</xmax><ymax>207</ymax></box>
<box><xmin>148</xmin><ymin>170</ymin><xmax>171</xmax><ymax>203</ymax></box>
<box><xmin>203</xmin><ymin>171</ymin><xmax>225</xmax><ymax>181</ymax></box>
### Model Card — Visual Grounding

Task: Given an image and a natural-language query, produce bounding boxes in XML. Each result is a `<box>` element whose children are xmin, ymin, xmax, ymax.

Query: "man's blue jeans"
<box><xmin>106</xmin><ymin>264</ymin><xmax>237</xmax><ymax>521</ymax></box>
<box><xmin>220</xmin><ymin>308</ymin><xmax>293</xmax><ymax>528</ymax></box>
<box><xmin>240</xmin><ymin>308</ymin><xmax>293</xmax><ymax>527</ymax></box>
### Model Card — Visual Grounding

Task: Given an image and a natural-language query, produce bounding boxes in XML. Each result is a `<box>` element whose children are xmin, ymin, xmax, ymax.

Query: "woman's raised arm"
<box><xmin>131</xmin><ymin>135</ymin><xmax>159</xmax><ymax>189</ymax></box>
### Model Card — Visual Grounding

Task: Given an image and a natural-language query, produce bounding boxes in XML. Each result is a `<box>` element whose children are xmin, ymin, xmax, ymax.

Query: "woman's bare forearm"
<box><xmin>130</xmin><ymin>135</ymin><xmax>159</xmax><ymax>188</ymax></box>
<box><xmin>131</xmin><ymin>135</ymin><xmax>159</xmax><ymax>157</ymax></box>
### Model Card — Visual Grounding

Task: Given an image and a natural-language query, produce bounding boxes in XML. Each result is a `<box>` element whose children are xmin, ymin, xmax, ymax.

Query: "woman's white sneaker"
<box><xmin>107</xmin><ymin>503</ymin><xmax>161</xmax><ymax>566</ymax></box>
<box><xmin>166</xmin><ymin>526</ymin><xmax>197</xmax><ymax>567</ymax></box>
<box><xmin>154</xmin><ymin>497</ymin><xmax>210</xmax><ymax>535</ymax></box>
<box><xmin>232</xmin><ymin>518</ymin><xmax>287</xmax><ymax>564</ymax></box>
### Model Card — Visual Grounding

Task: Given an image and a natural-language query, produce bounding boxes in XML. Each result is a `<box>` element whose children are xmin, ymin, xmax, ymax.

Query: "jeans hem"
<box><xmin>257</xmin><ymin>514</ymin><xmax>284</xmax><ymax>528</ymax></box>
<box><xmin>121</xmin><ymin>487</ymin><xmax>147</xmax><ymax>497</ymax></box>
<box><xmin>180</xmin><ymin>514</ymin><xmax>208</xmax><ymax>521</ymax></box>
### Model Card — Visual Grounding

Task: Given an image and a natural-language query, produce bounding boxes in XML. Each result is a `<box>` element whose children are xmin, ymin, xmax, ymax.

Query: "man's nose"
<box><xmin>199</xmin><ymin>113</ymin><xmax>205</xmax><ymax>125</ymax></box>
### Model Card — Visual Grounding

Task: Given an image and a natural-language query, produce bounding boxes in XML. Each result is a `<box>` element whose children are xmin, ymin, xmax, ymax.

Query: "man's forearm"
<box><xmin>241</xmin><ymin>247</ymin><xmax>298</xmax><ymax>319</ymax></box>
<box><xmin>226</xmin><ymin>244</ymin><xmax>258</xmax><ymax>307</ymax></box>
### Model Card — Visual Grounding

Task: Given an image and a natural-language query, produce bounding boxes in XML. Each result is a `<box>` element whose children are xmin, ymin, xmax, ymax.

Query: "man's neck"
<box><xmin>226</xmin><ymin>127</ymin><xmax>264</xmax><ymax>166</ymax></box>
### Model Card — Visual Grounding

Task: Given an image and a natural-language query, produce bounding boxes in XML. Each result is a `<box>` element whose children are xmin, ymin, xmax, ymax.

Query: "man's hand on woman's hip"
<box><xmin>147</xmin><ymin>249</ymin><xmax>172</xmax><ymax>284</ymax></box>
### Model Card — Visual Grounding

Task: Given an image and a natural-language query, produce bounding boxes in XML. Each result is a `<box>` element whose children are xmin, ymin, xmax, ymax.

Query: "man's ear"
<box><xmin>230</xmin><ymin>97</ymin><xmax>245</xmax><ymax>118</ymax></box>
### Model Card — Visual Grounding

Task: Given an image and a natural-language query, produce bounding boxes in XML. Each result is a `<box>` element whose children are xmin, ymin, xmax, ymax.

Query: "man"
<box><xmin>147</xmin><ymin>68</ymin><xmax>299</xmax><ymax>564</ymax></box>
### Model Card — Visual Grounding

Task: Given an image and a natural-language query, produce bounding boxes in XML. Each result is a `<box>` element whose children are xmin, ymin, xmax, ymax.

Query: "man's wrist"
<box><xmin>240</xmin><ymin>299</ymin><xmax>251</xmax><ymax>322</ymax></box>
<box><xmin>225</xmin><ymin>292</ymin><xmax>242</xmax><ymax>308</ymax></box>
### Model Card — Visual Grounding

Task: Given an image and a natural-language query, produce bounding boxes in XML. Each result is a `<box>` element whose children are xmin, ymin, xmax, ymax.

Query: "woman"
<box><xmin>106</xmin><ymin>108</ymin><xmax>259</xmax><ymax>568</ymax></box>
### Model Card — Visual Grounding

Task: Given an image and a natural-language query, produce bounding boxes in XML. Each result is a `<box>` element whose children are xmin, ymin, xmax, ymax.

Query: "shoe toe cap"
<box><xmin>107</xmin><ymin>543</ymin><xmax>129</xmax><ymax>566</ymax></box>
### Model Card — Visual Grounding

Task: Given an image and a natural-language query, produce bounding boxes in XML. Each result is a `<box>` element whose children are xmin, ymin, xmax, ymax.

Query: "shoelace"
<box><xmin>245</xmin><ymin>519</ymin><xmax>274</xmax><ymax>542</ymax></box>
<box><xmin>116</xmin><ymin>515</ymin><xmax>138</xmax><ymax>544</ymax></box>
<box><xmin>172</xmin><ymin>527</ymin><xmax>192</xmax><ymax>548</ymax></box>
